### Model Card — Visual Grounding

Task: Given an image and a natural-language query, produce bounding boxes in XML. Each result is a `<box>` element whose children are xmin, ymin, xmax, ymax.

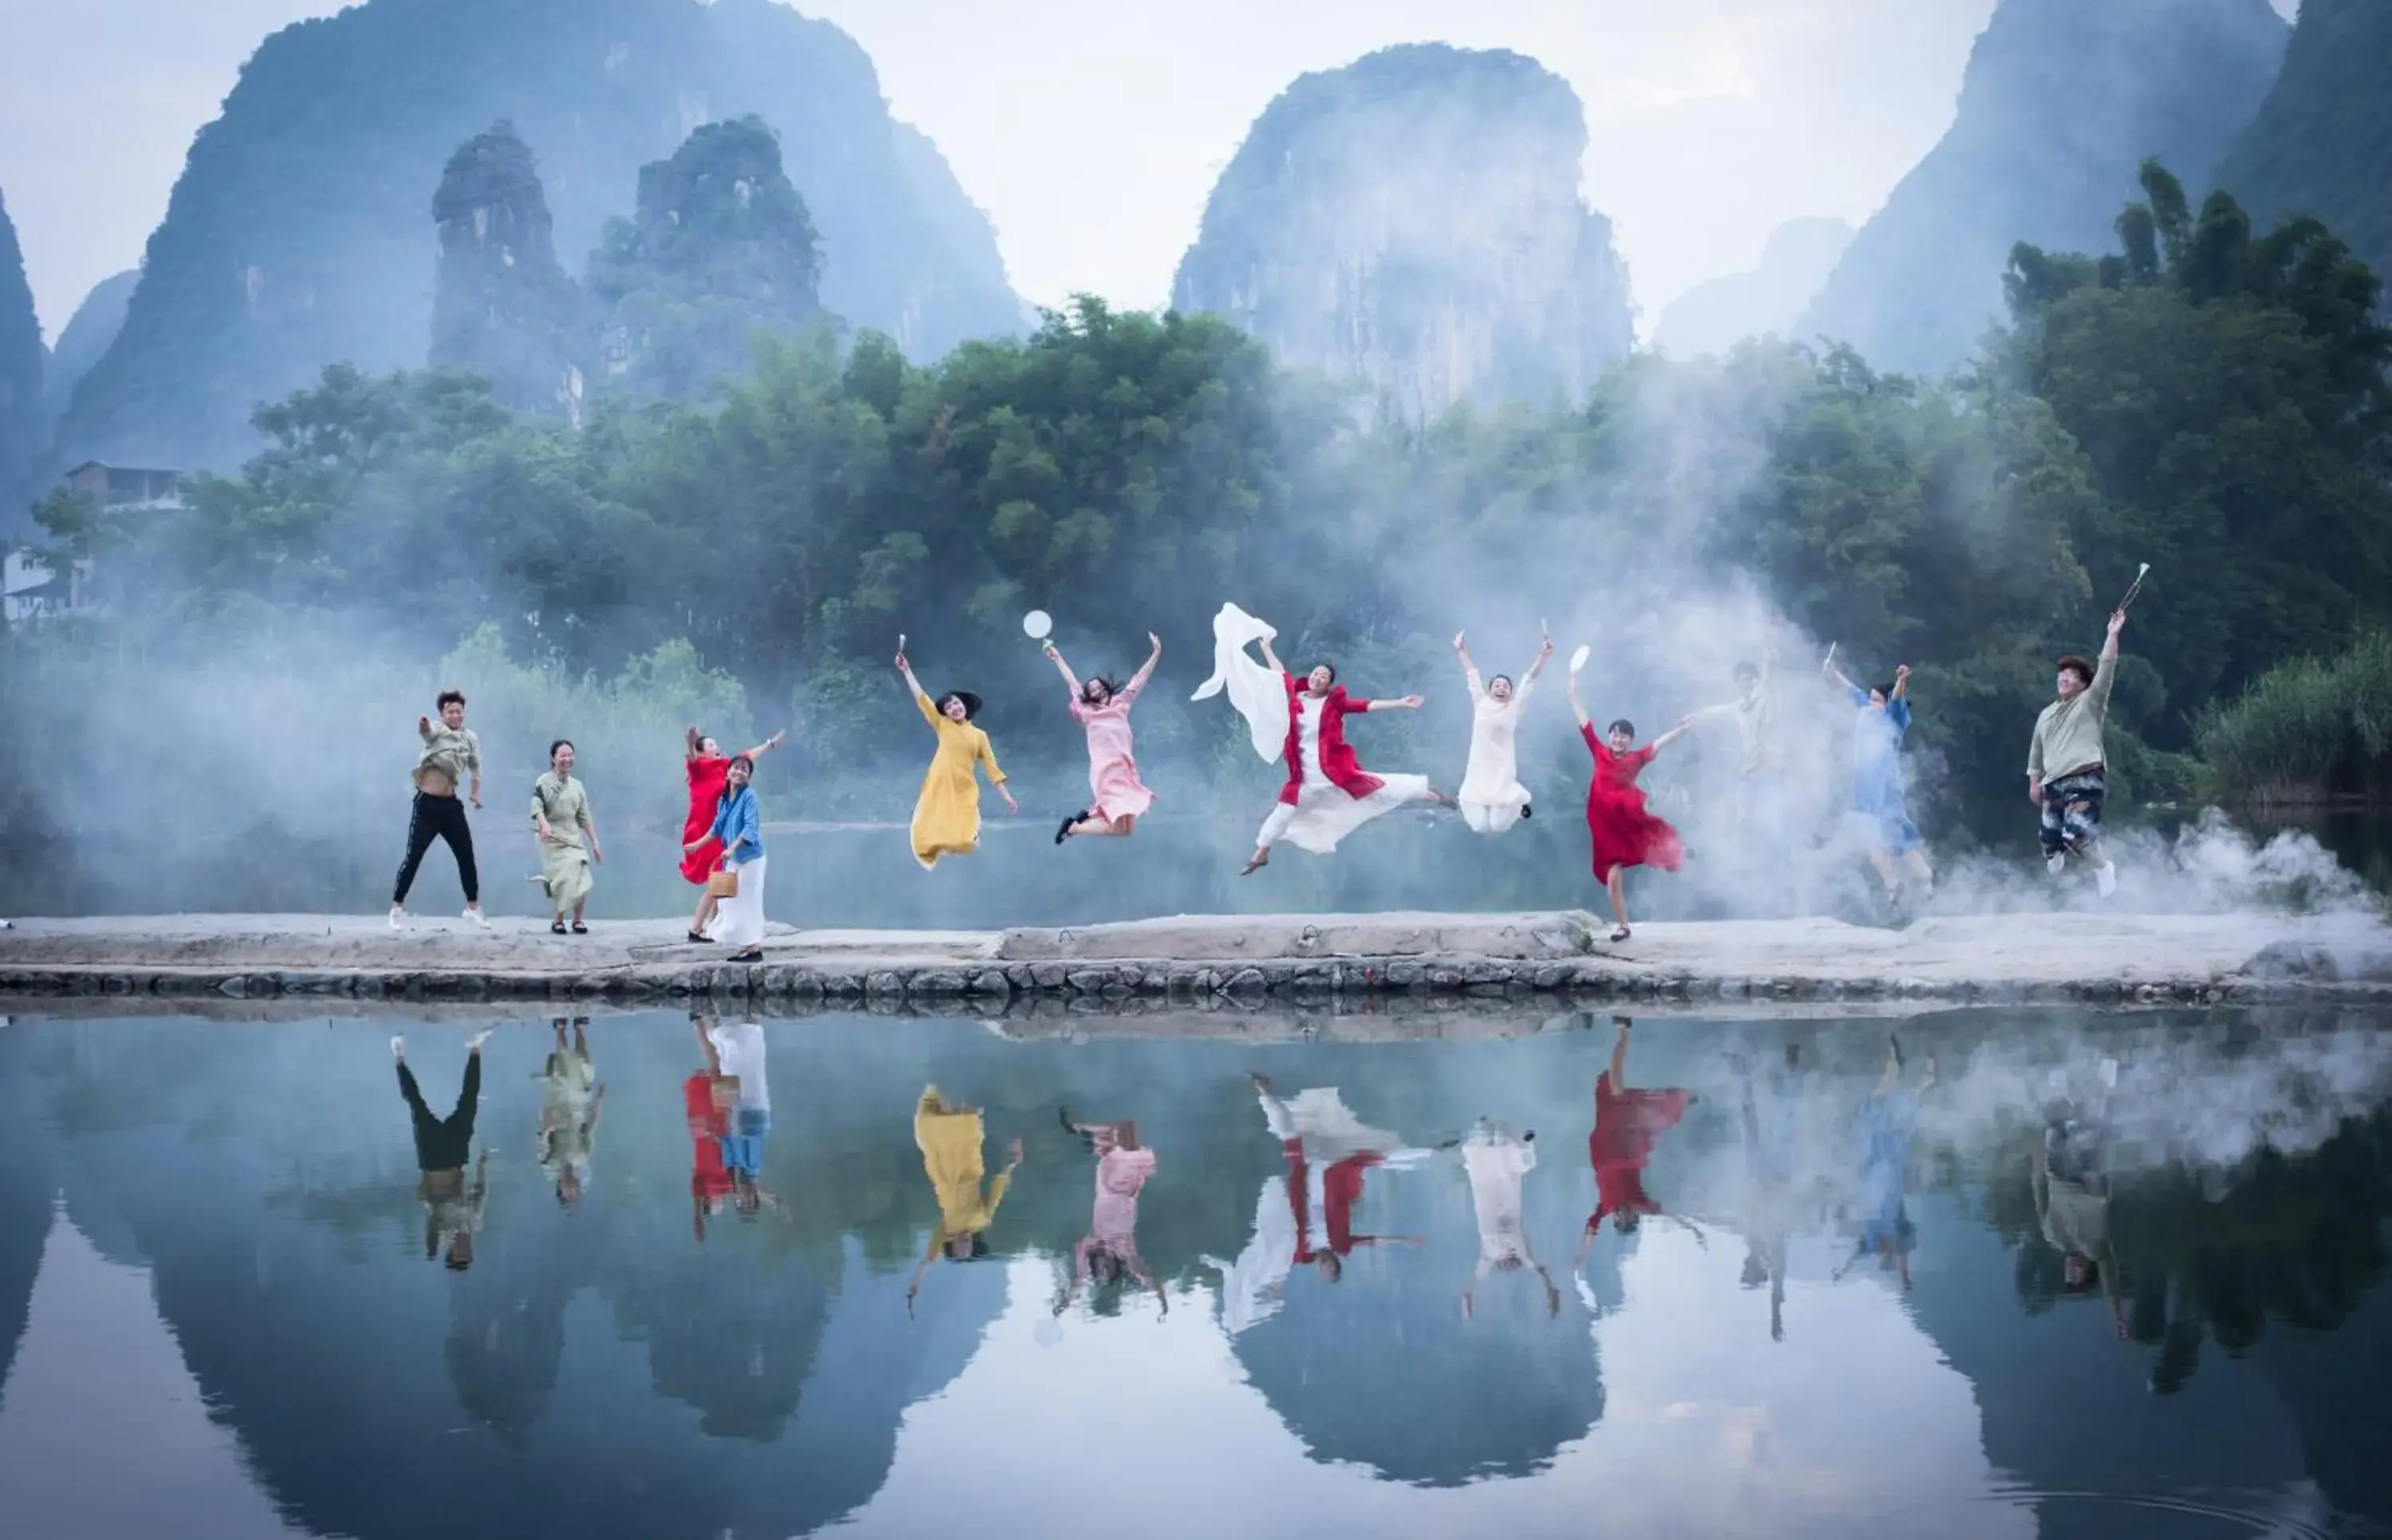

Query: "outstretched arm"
<box><xmin>1890</xmin><ymin>664</ymin><xmax>1913</xmax><ymax>702</ymax></box>
<box><xmin>1361</xmin><ymin>693</ymin><xmax>1424</xmax><ymax>713</ymax></box>
<box><xmin>1454</xmin><ymin>631</ymin><xmax>1483</xmax><ymax>699</ymax></box>
<box><xmin>1043</xmin><ymin>640</ymin><xmax>1080</xmax><ymax>697</ymax></box>
<box><xmin>1257</xmin><ymin>635</ymin><xmax>1286</xmax><ymax>678</ymax></box>
<box><xmin>1118</xmin><ymin>633</ymin><xmax>1163</xmax><ymax>704</ymax></box>
<box><xmin>1564</xmin><ymin>669</ymin><xmax>1592</xmax><ymax>731</ymax></box>
<box><xmin>1607</xmin><ymin>1018</ymin><xmax>1631</xmax><ymax>1092</ymax></box>
<box><xmin>742</xmin><ymin>729</ymin><xmax>786</xmax><ymax>760</ymax></box>
<box><xmin>685</xmin><ymin>726</ymin><xmax>702</xmax><ymax>762</ymax></box>
<box><xmin>1646</xmin><ymin>717</ymin><xmax>1698</xmax><ymax>753</ymax></box>
<box><xmin>1823</xmin><ymin>654</ymin><xmax>1856</xmax><ymax>693</ymax></box>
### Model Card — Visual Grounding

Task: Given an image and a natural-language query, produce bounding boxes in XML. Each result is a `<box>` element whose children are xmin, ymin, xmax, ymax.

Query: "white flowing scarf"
<box><xmin>1191</xmin><ymin>602</ymin><xmax>1287</xmax><ymax>764</ymax></box>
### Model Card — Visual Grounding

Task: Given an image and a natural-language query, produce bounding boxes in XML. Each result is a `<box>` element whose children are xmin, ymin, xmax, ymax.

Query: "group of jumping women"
<box><xmin>386</xmin><ymin>601</ymin><xmax>2130</xmax><ymax>948</ymax></box>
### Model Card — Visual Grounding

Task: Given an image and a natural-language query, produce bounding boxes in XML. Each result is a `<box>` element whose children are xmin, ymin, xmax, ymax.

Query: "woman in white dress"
<box><xmin>1454</xmin><ymin>628</ymin><xmax>1552</xmax><ymax>835</ymax></box>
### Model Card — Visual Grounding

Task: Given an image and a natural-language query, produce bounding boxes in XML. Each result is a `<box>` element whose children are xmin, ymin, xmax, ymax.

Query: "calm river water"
<box><xmin>0</xmin><ymin>1004</ymin><xmax>2386</xmax><ymax>1538</ymax></box>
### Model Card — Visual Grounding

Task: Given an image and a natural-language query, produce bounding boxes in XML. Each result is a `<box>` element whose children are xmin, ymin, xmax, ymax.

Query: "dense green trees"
<box><xmin>30</xmin><ymin>170</ymin><xmax>2392</xmax><ymax>830</ymax></box>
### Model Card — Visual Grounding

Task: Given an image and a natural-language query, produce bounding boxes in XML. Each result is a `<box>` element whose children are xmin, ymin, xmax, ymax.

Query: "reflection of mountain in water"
<box><xmin>1217</xmin><ymin>1082</ymin><xmax>1621</xmax><ymax>1487</ymax></box>
<box><xmin>6</xmin><ymin>1017</ymin><xmax>1001</xmax><ymax>1540</ymax></box>
<box><xmin>0</xmin><ymin>1030</ymin><xmax>55</xmax><ymax>1398</ymax></box>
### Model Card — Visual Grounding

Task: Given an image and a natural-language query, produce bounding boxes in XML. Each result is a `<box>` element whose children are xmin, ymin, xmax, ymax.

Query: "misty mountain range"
<box><xmin>1</xmin><ymin>0</ymin><xmax>2387</xmax><ymax>509</ymax></box>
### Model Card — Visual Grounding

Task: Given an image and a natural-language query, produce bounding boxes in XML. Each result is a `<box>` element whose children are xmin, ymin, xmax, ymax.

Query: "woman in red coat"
<box><xmin>1238</xmin><ymin>635</ymin><xmax>1451</xmax><ymax>876</ymax></box>
<box><xmin>1565</xmin><ymin>659</ymin><xmax>1691</xmax><ymax>942</ymax></box>
<box><xmin>680</xmin><ymin>726</ymin><xmax>783</xmax><ymax>943</ymax></box>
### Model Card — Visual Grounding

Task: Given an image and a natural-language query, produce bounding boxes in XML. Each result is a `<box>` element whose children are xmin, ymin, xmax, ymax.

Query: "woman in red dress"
<box><xmin>681</xmin><ymin>726</ymin><xmax>784</xmax><ymax>943</ymax></box>
<box><xmin>1565</xmin><ymin>660</ymin><xmax>1691</xmax><ymax>942</ymax></box>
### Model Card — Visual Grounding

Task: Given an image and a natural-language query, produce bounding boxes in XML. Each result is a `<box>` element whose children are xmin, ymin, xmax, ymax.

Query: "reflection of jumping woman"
<box><xmin>1576</xmin><ymin>1018</ymin><xmax>1694</xmax><ymax>1256</ymax></box>
<box><xmin>908</xmin><ymin>1086</ymin><xmax>1024</xmax><ymax>1312</ymax></box>
<box><xmin>1454</xmin><ymin>628</ymin><xmax>1553</xmax><ymax>835</ymax></box>
<box><xmin>1052</xmin><ymin>1113</ymin><xmax>1166</xmax><ymax>1316</ymax></box>
<box><xmin>1048</xmin><ymin>631</ymin><xmax>1163</xmax><ymax>844</ymax></box>
<box><xmin>1564</xmin><ymin>659</ymin><xmax>1691</xmax><ymax>942</ymax></box>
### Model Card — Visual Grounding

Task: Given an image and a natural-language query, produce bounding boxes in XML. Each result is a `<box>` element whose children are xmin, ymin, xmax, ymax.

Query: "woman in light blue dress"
<box><xmin>1826</xmin><ymin>658</ymin><xmax>1933</xmax><ymax>902</ymax></box>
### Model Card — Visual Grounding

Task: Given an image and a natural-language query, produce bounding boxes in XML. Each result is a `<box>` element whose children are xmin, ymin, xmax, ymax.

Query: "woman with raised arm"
<box><xmin>1237</xmin><ymin>631</ymin><xmax>1453</xmax><ymax>876</ymax></box>
<box><xmin>680</xmin><ymin>725</ymin><xmax>784</xmax><ymax>944</ymax></box>
<box><xmin>1824</xmin><ymin>655</ymin><xmax>1934</xmax><ymax>906</ymax></box>
<box><xmin>1565</xmin><ymin>653</ymin><xmax>1692</xmax><ymax>943</ymax></box>
<box><xmin>1047</xmin><ymin>631</ymin><xmax>1163</xmax><ymax>845</ymax></box>
<box><xmin>897</xmin><ymin>642</ymin><xmax>1017</xmax><ymax>870</ymax></box>
<box><xmin>1454</xmin><ymin>627</ymin><xmax>1553</xmax><ymax>835</ymax></box>
<box><xmin>687</xmin><ymin>754</ymin><xmax>767</xmax><ymax>962</ymax></box>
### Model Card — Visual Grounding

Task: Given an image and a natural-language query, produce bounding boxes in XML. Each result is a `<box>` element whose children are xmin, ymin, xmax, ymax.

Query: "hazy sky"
<box><xmin>0</xmin><ymin>0</ymin><xmax>2296</xmax><ymax>343</ymax></box>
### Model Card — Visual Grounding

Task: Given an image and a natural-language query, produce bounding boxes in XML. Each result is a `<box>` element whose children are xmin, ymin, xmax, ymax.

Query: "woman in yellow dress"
<box><xmin>896</xmin><ymin>643</ymin><xmax>1017</xmax><ymax>868</ymax></box>
<box><xmin>907</xmin><ymin>1085</ymin><xmax>1024</xmax><ymax>1312</ymax></box>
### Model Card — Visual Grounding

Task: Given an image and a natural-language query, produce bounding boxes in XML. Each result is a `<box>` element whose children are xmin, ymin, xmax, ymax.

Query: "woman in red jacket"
<box><xmin>1240</xmin><ymin>636</ymin><xmax>1451</xmax><ymax>875</ymax></box>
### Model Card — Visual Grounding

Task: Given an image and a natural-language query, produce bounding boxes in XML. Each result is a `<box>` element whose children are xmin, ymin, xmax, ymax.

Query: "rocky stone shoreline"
<box><xmin>5</xmin><ymin>909</ymin><xmax>2389</xmax><ymax>1013</ymax></box>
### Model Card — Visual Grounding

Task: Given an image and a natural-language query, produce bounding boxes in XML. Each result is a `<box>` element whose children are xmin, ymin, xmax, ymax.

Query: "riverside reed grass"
<box><xmin>2197</xmin><ymin>633</ymin><xmax>2392</xmax><ymax>806</ymax></box>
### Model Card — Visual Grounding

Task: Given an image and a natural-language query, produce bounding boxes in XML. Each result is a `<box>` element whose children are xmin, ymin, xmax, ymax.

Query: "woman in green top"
<box><xmin>532</xmin><ymin>739</ymin><xmax>604</xmax><ymax>933</ymax></box>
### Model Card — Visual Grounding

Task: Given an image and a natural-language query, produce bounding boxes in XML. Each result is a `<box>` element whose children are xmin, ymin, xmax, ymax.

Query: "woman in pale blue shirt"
<box><xmin>688</xmin><ymin>754</ymin><xmax>766</xmax><ymax>961</ymax></box>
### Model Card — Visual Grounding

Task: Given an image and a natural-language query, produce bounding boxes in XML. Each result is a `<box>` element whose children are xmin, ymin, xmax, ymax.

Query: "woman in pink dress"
<box><xmin>1045</xmin><ymin>631</ymin><xmax>1163</xmax><ymax>845</ymax></box>
<box><xmin>1565</xmin><ymin>660</ymin><xmax>1692</xmax><ymax>943</ymax></box>
<box><xmin>1054</xmin><ymin>1113</ymin><xmax>1166</xmax><ymax>1315</ymax></box>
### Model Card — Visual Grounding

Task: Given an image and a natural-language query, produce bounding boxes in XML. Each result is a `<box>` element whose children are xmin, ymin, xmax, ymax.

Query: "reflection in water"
<box><xmin>0</xmin><ymin>1007</ymin><xmax>2387</xmax><ymax>1538</ymax></box>
<box><xmin>1834</xmin><ymin>1036</ymin><xmax>1936</xmax><ymax>1291</ymax></box>
<box><xmin>910</xmin><ymin>1084</ymin><xmax>1023</xmax><ymax>1311</ymax></box>
<box><xmin>1730</xmin><ymin>1043</ymin><xmax>1807</xmax><ymax>1340</ymax></box>
<box><xmin>1253</xmin><ymin>1074</ymin><xmax>1433</xmax><ymax>1283</ymax></box>
<box><xmin>1053</xmin><ymin>1113</ymin><xmax>1164</xmax><ymax>1318</ymax></box>
<box><xmin>393</xmin><ymin>1030</ymin><xmax>490</xmax><ymax>1270</ymax></box>
<box><xmin>535</xmin><ymin>1017</ymin><xmax>603</xmax><ymax>1208</ymax></box>
<box><xmin>1578</xmin><ymin>1016</ymin><xmax>1694</xmax><ymax>1253</ymax></box>
<box><xmin>1461</xmin><ymin>1120</ymin><xmax>1560</xmax><ymax>1320</ymax></box>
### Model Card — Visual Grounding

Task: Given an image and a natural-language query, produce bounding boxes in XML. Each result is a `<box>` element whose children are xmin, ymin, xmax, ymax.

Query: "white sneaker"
<box><xmin>2095</xmin><ymin>863</ymin><xmax>2118</xmax><ymax>898</ymax></box>
<box><xmin>463</xmin><ymin>906</ymin><xmax>490</xmax><ymax>928</ymax></box>
<box><xmin>388</xmin><ymin>907</ymin><xmax>407</xmax><ymax>930</ymax></box>
<box><xmin>465</xmin><ymin>1030</ymin><xmax>492</xmax><ymax>1052</ymax></box>
<box><xmin>390</xmin><ymin>1035</ymin><xmax>405</xmax><ymax>1060</ymax></box>
<box><xmin>2045</xmin><ymin>854</ymin><xmax>2066</xmax><ymax>877</ymax></box>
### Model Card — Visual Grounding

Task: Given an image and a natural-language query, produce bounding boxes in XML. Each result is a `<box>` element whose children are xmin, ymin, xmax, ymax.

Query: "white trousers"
<box><xmin>716</xmin><ymin>854</ymin><xmax>768</xmax><ymax>948</ymax></box>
